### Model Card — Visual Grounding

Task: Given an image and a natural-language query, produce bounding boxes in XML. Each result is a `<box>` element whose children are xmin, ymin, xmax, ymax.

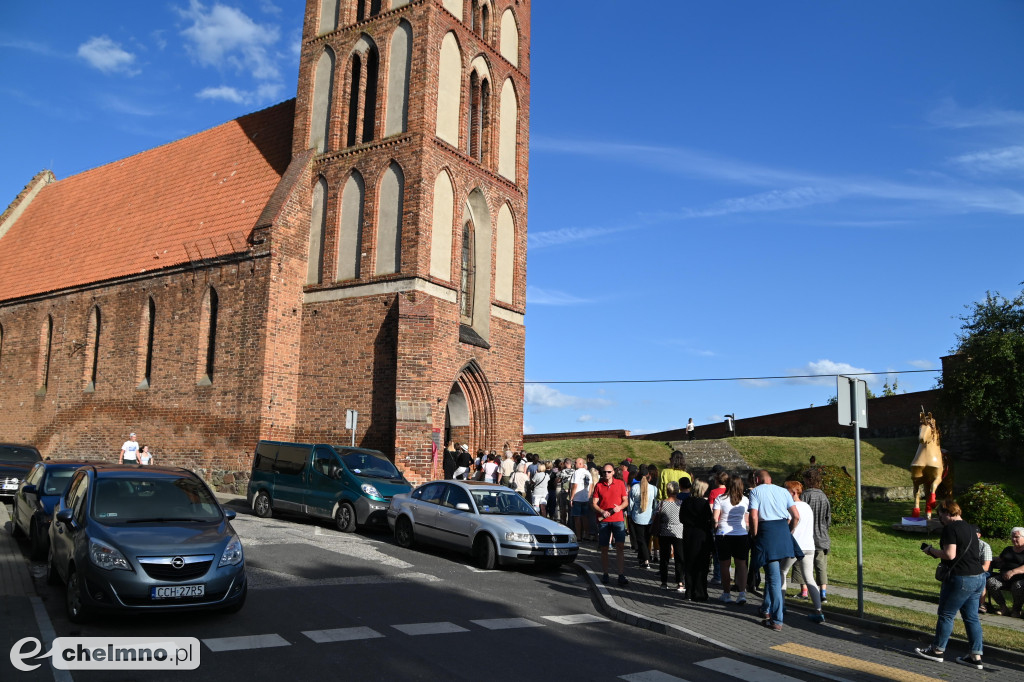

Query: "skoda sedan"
<box><xmin>47</xmin><ymin>465</ymin><xmax>246</xmax><ymax>622</ymax></box>
<box><xmin>388</xmin><ymin>480</ymin><xmax>578</xmax><ymax>569</ymax></box>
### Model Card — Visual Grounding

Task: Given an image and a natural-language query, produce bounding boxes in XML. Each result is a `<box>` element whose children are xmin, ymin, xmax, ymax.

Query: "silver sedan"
<box><xmin>387</xmin><ymin>480</ymin><xmax>578</xmax><ymax>569</ymax></box>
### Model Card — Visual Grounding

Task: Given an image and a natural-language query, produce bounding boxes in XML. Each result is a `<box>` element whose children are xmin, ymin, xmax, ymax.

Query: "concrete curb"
<box><xmin>573</xmin><ymin>563</ymin><xmax>857</xmax><ymax>682</ymax></box>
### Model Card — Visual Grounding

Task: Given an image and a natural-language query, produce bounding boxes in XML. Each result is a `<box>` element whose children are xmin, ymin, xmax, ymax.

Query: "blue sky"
<box><xmin>2</xmin><ymin>1</ymin><xmax>1022</xmax><ymax>436</ymax></box>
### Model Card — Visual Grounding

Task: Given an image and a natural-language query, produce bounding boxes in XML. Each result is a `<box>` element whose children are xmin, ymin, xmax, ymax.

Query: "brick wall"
<box><xmin>524</xmin><ymin>429</ymin><xmax>631</xmax><ymax>443</ymax></box>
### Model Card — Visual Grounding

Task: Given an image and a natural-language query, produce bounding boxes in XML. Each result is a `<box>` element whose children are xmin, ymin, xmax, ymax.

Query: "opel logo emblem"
<box><xmin>171</xmin><ymin>556</ymin><xmax>185</xmax><ymax>569</ymax></box>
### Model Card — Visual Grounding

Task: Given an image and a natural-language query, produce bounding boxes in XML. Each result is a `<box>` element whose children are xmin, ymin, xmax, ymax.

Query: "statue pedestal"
<box><xmin>892</xmin><ymin>517</ymin><xmax>943</xmax><ymax>533</ymax></box>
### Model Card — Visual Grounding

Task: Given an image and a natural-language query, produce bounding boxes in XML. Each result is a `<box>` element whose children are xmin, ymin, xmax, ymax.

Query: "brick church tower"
<box><xmin>284</xmin><ymin>0</ymin><xmax>529</xmax><ymax>480</ymax></box>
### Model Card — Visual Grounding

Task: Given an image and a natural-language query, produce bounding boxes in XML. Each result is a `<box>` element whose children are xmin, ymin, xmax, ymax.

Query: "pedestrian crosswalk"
<box><xmin>201</xmin><ymin>612</ymin><xmax>607</xmax><ymax>651</ymax></box>
<box><xmin>621</xmin><ymin>658</ymin><xmax>804</xmax><ymax>682</ymax></box>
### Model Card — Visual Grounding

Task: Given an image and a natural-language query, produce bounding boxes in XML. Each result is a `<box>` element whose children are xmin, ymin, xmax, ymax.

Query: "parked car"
<box><xmin>12</xmin><ymin>460</ymin><xmax>102</xmax><ymax>559</ymax></box>
<box><xmin>246</xmin><ymin>441</ymin><xmax>412</xmax><ymax>532</ymax></box>
<box><xmin>387</xmin><ymin>480</ymin><xmax>579</xmax><ymax>569</ymax></box>
<box><xmin>47</xmin><ymin>464</ymin><xmax>246</xmax><ymax>623</ymax></box>
<box><xmin>0</xmin><ymin>443</ymin><xmax>42</xmax><ymax>500</ymax></box>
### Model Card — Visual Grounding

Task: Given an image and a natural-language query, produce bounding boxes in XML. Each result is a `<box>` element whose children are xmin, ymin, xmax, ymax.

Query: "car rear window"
<box><xmin>0</xmin><ymin>446</ymin><xmax>42</xmax><ymax>464</ymax></box>
<box><xmin>92</xmin><ymin>476</ymin><xmax>222</xmax><ymax>523</ymax></box>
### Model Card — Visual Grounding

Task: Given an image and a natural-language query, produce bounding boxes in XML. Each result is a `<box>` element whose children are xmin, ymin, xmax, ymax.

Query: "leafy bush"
<box><xmin>787</xmin><ymin>465</ymin><xmax>856</xmax><ymax>526</ymax></box>
<box><xmin>959</xmin><ymin>482</ymin><xmax>1024</xmax><ymax>538</ymax></box>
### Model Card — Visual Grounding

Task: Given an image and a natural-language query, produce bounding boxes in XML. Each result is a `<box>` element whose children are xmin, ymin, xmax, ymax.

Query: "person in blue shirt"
<box><xmin>749</xmin><ymin>470</ymin><xmax>800</xmax><ymax>631</ymax></box>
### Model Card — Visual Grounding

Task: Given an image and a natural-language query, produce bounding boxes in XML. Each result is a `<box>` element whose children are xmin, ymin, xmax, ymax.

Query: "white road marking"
<box><xmin>696</xmin><ymin>658</ymin><xmax>804</xmax><ymax>682</ymax></box>
<box><xmin>202</xmin><ymin>634</ymin><xmax>291</xmax><ymax>652</ymax></box>
<box><xmin>470</xmin><ymin>617</ymin><xmax>544</xmax><ymax>630</ymax></box>
<box><xmin>619</xmin><ymin>671</ymin><xmax>689</xmax><ymax>682</ymax></box>
<box><xmin>391</xmin><ymin>622</ymin><xmax>469</xmax><ymax>636</ymax></box>
<box><xmin>542</xmin><ymin>613</ymin><xmax>609</xmax><ymax>625</ymax></box>
<box><xmin>302</xmin><ymin>627</ymin><xmax>384</xmax><ymax>643</ymax></box>
<box><xmin>463</xmin><ymin>565</ymin><xmax>499</xmax><ymax>572</ymax></box>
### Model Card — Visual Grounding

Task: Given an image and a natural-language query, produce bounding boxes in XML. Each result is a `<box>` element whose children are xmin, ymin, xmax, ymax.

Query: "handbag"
<box><xmin>935</xmin><ymin>531</ymin><xmax>975</xmax><ymax>582</ymax></box>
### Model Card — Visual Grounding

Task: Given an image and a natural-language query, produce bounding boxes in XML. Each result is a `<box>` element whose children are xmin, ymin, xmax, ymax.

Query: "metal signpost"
<box><xmin>837</xmin><ymin>375</ymin><xmax>868</xmax><ymax>617</ymax></box>
<box><xmin>345</xmin><ymin>409</ymin><xmax>358</xmax><ymax>447</ymax></box>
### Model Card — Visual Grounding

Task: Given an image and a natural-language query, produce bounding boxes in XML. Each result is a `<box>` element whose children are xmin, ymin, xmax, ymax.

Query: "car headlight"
<box><xmin>361</xmin><ymin>484</ymin><xmax>384</xmax><ymax>500</ymax></box>
<box><xmin>504</xmin><ymin>532</ymin><xmax>534</xmax><ymax>543</ymax></box>
<box><xmin>219</xmin><ymin>536</ymin><xmax>244</xmax><ymax>567</ymax></box>
<box><xmin>569</xmin><ymin>533</ymin><xmax>578</xmax><ymax>544</ymax></box>
<box><xmin>89</xmin><ymin>538</ymin><xmax>132</xmax><ymax>571</ymax></box>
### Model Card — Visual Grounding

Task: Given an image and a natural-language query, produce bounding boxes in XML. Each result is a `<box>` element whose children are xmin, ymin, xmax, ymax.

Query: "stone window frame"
<box><xmin>83</xmin><ymin>305</ymin><xmax>101</xmax><ymax>393</ymax></box>
<box><xmin>37</xmin><ymin>315</ymin><xmax>53</xmax><ymax>395</ymax></box>
<box><xmin>136</xmin><ymin>297</ymin><xmax>156</xmax><ymax>389</ymax></box>
<box><xmin>344</xmin><ymin>36</ymin><xmax>381</xmax><ymax>148</ymax></box>
<box><xmin>196</xmin><ymin>287</ymin><xmax>219</xmax><ymax>387</ymax></box>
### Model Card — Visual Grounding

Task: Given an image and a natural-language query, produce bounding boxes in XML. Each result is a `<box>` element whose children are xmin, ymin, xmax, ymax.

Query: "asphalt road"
<box><xmin>14</xmin><ymin>504</ymin><xmax>823</xmax><ymax>681</ymax></box>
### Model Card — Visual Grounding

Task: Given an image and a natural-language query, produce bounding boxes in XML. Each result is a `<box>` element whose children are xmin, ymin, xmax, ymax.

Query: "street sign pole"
<box><xmin>838</xmin><ymin>376</ymin><xmax>868</xmax><ymax>618</ymax></box>
<box><xmin>345</xmin><ymin>409</ymin><xmax>358</xmax><ymax>447</ymax></box>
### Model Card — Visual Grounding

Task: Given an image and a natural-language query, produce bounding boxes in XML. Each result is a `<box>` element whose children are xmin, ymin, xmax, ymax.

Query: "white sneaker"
<box><xmin>719</xmin><ymin>592</ymin><xmax>733</xmax><ymax>603</ymax></box>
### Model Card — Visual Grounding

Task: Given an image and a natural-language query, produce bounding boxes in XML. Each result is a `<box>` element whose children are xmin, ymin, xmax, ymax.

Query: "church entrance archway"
<box><xmin>444</xmin><ymin>360</ymin><xmax>494</xmax><ymax>453</ymax></box>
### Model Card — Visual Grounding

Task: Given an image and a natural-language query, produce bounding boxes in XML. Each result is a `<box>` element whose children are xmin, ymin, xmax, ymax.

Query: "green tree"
<box><xmin>939</xmin><ymin>287</ymin><xmax>1024</xmax><ymax>445</ymax></box>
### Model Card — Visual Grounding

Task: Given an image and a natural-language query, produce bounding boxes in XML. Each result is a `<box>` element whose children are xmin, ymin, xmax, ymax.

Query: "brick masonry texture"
<box><xmin>0</xmin><ymin>0</ymin><xmax>529</xmax><ymax>487</ymax></box>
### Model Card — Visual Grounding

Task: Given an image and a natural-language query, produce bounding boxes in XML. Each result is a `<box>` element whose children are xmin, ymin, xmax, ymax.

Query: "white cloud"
<box><xmin>101</xmin><ymin>95</ymin><xmax>160</xmax><ymax>116</ymax></box>
<box><xmin>672</xmin><ymin>187</ymin><xmax>839</xmax><ymax>220</ymax></box>
<box><xmin>928</xmin><ymin>99</ymin><xmax>1024</xmax><ymax>130</ymax></box>
<box><xmin>197</xmin><ymin>85</ymin><xmax>246</xmax><ymax>104</ymax></box>
<box><xmin>0</xmin><ymin>38</ymin><xmax>63</xmax><ymax>58</ymax></box>
<box><xmin>524</xmin><ymin>384</ymin><xmax>614</xmax><ymax>410</ymax></box>
<box><xmin>179</xmin><ymin>0</ymin><xmax>284</xmax><ymax>104</ymax></box>
<box><xmin>908</xmin><ymin>359</ymin><xmax>935</xmax><ymax>370</ymax></box>
<box><xmin>577</xmin><ymin>414</ymin><xmax>593</xmax><ymax>423</ymax></box>
<box><xmin>785</xmin><ymin>359</ymin><xmax>876</xmax><ymax>386</ymax></box>
<box><xmin>77</xmin><ymin>36</ymin><xmax>139</xmax><ymax>75</ymax></box>
<box><xmin>526</xmin><ymin>286</ymin><xmax>590</xmax><ymax>306</ymax></box>
<box><xmin>528</xmin><ymin>225</ymin><xmax>627</xmax><ymax>249</ymax></box>
<box><xmin>951</xmin><ymin>146</ymin><xmax>1024</xmax><ymax>175</ymax></box>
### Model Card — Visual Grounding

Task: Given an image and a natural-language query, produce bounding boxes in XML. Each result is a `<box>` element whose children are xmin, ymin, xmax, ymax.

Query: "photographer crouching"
<box><xmin>914</xmin><ymin>499</ymin><xmax>985</xmax><ymax>670</ymax></box>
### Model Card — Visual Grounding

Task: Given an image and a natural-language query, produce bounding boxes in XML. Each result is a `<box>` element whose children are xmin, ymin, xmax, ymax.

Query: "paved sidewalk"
<box><xmin>576</xmin><ymin>545</ymin><xmax>1024</xmax><ymax>681</ymax></box>
<box><xmin>1</xmin><ymin>503</ymin><xmax>54</xmax><ymax>681</ymax></box>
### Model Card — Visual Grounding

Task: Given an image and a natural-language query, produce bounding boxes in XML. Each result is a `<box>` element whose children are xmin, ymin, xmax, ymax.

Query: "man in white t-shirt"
<box><xmin>120</xmin><ymin>432</ymin><xmax>140</xmax><ymax>464</ymax></box>
<box><xmin>569</xmin><ymin>458</ymin><xmax>594</xmax><ymax>540</ymax></box>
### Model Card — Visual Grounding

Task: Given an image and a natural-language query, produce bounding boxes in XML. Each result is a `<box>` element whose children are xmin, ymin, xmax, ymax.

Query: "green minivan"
<box><xmin>246</xmin><ymin>441</ymin><xmax>412</xmax><ymax>532</ymax></box>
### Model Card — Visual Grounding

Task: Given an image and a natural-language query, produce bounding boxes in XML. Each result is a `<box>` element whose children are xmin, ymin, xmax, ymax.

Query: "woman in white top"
<box><xmin>712</xmin><ymin>475</ymin><xmax>750</xmax><ymax>605</ymax></box>
<box><xmin>139</xmin><ymin>445</ymin><xmax>154</xmax><ymax>466</ymax></box>
<box><xmin>780</xmin><ymin>480</ymin><xmax>824</xmax><ymax>622</ymax></box>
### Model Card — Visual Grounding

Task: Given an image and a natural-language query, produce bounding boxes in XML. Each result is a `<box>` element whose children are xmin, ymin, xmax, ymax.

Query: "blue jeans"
<box><xmin>761</xmin><ymin>559</ymin><xmax>784</xmax><ymax>623</ymax></box>
<box><xmin>934</xmin><ymin>573</ymin><xmax>985</xmax><ymax>655</ymax></box>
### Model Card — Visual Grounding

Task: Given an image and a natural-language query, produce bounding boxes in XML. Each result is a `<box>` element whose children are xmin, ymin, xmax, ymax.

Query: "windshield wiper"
<box><xmin>124</xmin><ymin>517</ymin><xmax>210</xmax><ymax>523</ymax></box>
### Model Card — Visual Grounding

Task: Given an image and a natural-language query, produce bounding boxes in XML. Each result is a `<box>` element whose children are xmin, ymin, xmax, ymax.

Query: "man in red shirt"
<box><xmin>592</xmin><ymin>464</ymin><xmax>629</xmax><ymax>586</ymax></box>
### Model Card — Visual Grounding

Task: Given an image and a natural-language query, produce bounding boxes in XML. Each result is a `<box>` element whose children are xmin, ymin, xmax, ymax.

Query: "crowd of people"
<box><xmin>440</xmin><ymin>442</ymin><xmax>1024</xmax><ymax>668</ymax></box>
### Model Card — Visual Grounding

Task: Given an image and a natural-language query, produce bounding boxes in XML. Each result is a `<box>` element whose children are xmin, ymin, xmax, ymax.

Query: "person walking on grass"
<box><xmin>916</xmin><ymin>499</ymin><xmax>985</xmax><ymax>670</ymax></box>
<box><xmin>593</xmin><ymin>463</ymin><xmax>629</xmax><ymax>586</ymax></box>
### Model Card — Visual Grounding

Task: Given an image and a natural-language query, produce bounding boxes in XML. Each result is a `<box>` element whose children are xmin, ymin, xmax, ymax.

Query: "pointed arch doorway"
<box><xmin>444</xmin><ymin>361</ymin><xmax>495</xmax><ymax>453</ymax></box>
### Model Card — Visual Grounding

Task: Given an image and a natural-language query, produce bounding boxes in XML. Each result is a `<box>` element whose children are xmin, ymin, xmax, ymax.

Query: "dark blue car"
<box><xmin>12</xmin><ymin>460</ymin><xmax>101</xmax><ymax>560</ymax></box>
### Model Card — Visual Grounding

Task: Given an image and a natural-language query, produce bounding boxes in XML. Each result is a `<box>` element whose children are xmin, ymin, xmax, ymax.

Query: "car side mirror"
<box><xmin>22</xmin><ymin>484</ymin><xmax>38</xmax><ymax>497</ymax></box>
<box><xmin>455</xmin><ymin>503</ymin><xmax>471</xmax><ymax>511</ymax></box>
<box><xmin>223</xmin><ymin>509</ymin><xmax>237</xmax><ymax>521</ymax></box>
<box><xmin>56</xmin><ymin>508</ymin><xmax>76</xmax><ymax>528</ymax></box>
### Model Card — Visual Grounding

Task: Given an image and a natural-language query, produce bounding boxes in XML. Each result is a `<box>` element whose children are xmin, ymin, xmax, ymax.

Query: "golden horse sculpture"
<box><xmin>910</xmin><ymin>411</ymin><xmax>953</xmax><ymax>519</ymax></box>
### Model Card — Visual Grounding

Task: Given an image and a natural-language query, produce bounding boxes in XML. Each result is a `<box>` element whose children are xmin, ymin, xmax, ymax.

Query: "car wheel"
<box><xmin>475</xmin><ymin>535</ymin><xmax>498</xmax><ymax>570</ymax></box>
<box><xmin>65</xmin><ymin>569</ymin><xmax>91</xmax><ymax>624</ymax></box>
<box><xmin>395</xmin><ymin>516</ymin><xmax>415</xmax><ymax>548</ymax></box>
<box><xmin>253</xmin><ymin>491</ymin><xmax>272</xmax><ymax>518</ymax></box>
<box><xmin>46</xmin><ymin>545</ymin><xmax>61</xmax><ymax>585</ymax></box>
<box><xmin>334</xmin><ymin>502</ymin><xmax>356</xmax><ymax>533</ymax></box>
<box><xmin>28</xmin><ymin>519</ymin><xmax>47</xmax><ymax>561</ymax></box>
<box><xmin>222</xmin><ymin>583</ymin><xmax>247</xmax><ymax>614</ymax></box>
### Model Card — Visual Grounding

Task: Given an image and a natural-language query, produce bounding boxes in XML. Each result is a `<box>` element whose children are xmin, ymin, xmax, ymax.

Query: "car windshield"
<box><xmin>338</xmin><ymin>450</ymin><xmax>403</xmax><ymax>480</ymax></box>
<box><xmin>92</xmin><ymin>476</ymin><xmax>222</xmax><ymax>524</ymax></box>
<box><xmin>469</xmin><ymin>489</ymin><xmax>538</xmax><ymax>516</ymax></box>
<box><xmin>42</xmin><ymin>469</ymin><xmax>78</xmax><ymax>495</ymax></box>
<box><xmin>0</xmin><ymin>446</ymin><xmax>41</xmax><ymax>464</ymax></box>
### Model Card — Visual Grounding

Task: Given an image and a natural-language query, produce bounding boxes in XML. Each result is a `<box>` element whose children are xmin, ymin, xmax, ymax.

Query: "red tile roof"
<box><xmin>0</xmin><ymin>100</ymin><xmax>295</xmax><ymax>301</ymax></box>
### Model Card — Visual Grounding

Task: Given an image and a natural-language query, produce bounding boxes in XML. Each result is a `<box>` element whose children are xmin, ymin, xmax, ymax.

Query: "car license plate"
<box><xmin>151</xmin><ymin>584</ymin><xmax>205</xmax><ymax>599</ymax></box>
<box><xmin>1</xmin><ymin>483</ymin><xmax>17</xmax><ymax>490</ymax></box>
<box><xmin>546</xmin><ymin>548</ymin><xmax>565</xmax><ymax>556</ymax></box>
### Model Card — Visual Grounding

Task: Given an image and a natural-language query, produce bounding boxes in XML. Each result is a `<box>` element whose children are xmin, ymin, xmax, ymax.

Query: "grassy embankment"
<box><xmin>527</xmin><ymin>435</ymin><xmax>1024</xmax><ymax>650</ymax></box>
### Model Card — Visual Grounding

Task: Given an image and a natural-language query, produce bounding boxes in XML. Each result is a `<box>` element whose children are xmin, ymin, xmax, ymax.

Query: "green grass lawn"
<box><xmin>527</xmin><ymin>438</ymin><xmax>673</xmax><ymax>466</ymax></box>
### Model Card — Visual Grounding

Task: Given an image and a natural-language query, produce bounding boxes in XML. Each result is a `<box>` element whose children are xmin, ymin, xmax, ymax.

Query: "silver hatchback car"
<box><xmin>388</xmin><ymin>480</ymin><xmax>578</xmax><ymax>569</ymax></box>
<box><xmin>47</xmin><ymin>465</ymin><xmax>246</xmax><ymax>622</ymax></box>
